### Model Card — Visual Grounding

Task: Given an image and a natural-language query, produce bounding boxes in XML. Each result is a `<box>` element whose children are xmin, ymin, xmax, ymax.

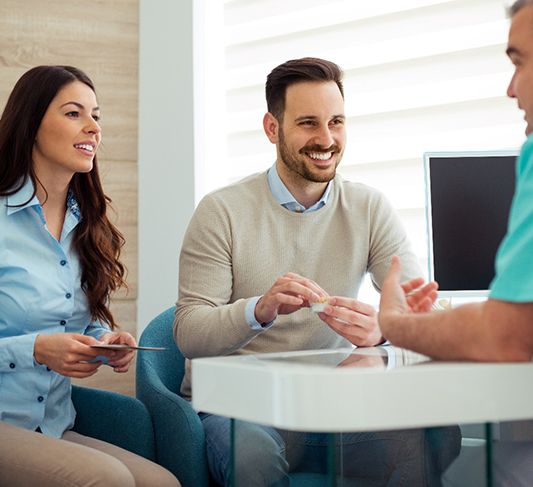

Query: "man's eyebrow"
<box><xmin>60</xmin><ymin>101</ymin><xmax>100</xmax><ymax>111</ymax></box>
<box><xmin>294</xmin><ymin>114</ymin><xmax>346</xmax><ymax>122</ymax></box>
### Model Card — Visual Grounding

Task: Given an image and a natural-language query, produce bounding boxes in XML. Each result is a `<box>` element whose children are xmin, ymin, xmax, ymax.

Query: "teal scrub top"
<box><xmin>490</xmin><ymin>134</ymin><xmax>533</xmax><ymax>302</ymax></box>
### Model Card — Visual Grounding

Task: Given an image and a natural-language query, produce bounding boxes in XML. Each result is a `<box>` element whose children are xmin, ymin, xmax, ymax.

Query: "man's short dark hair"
<box><xmin>509</xmin><ymin>0</ymin><xmax>533</xmax><ymax>17</ymax></box>
<box><xmin>265</xmin><ymin>57</ymin><xmax>344</xmax><ymax>122</ymax></box>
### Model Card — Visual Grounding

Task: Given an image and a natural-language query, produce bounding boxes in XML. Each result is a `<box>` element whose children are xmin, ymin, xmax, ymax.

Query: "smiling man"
<box><xmin>175</xmin><ymin>58</ymin><xmax>460</xmax><ymax>486</ymax></box>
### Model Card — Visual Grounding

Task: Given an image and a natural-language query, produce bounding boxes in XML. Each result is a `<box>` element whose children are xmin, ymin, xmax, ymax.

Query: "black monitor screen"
<box><xmin>425</xmin><ymin>152</ymin><xmax>518</xmax><ymax>296</ymax></box>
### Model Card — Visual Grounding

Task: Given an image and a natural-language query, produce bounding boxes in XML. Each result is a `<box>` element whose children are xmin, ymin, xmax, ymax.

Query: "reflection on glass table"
<box><xmin>192</xmin><ymin>347</ymin><xmax>533</xmax><ymax>486</ymax></box>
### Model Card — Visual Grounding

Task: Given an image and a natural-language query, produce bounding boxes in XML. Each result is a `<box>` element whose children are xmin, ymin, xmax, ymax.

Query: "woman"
<box><xmin>0</xmin><ymin>66</ymin><xmax>179</xmax><ymax>487</ymax></box>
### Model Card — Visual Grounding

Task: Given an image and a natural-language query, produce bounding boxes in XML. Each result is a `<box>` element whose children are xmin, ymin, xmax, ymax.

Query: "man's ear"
<box><xmin>263</xmin><ymin>112</ymin><xmax>280</xmax><ymax>144</ymax></box>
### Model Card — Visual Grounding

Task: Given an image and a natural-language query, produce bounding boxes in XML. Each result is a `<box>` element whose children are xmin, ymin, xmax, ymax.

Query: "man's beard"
<box><xmin>278</xmin><ymin>127</ymin><xmax>342</xmax><ymax>184</ymax></box>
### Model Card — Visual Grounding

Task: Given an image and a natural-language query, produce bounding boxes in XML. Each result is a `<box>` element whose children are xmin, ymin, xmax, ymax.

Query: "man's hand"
<box><xmin>254</xmin><ymin>272</ymin><xmax>328</xmax><ymax>325</ymax></box>
<box><xmin>99</xmin><ymin>332</ymin><xmax>137</xmax><ymax>373</ymax></box>
<box><xmin>34</xmin><ymin>333</ymin><xmax>104</xmax><ymax>378</ymax></box>
<box><xmin>378</xmin><ymin>256</ymin><xmax>439</xmax><ymax>336</ymax></box>
<box><xmin>318</xmin><ymin>297</ymin><xmax>383</xmax><ymax>347</ymax></box>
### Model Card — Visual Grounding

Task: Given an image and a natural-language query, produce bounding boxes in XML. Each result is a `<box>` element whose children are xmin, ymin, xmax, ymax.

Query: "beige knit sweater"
<box><xmin>175</xmin><ymin>171</ymin><xmax>422</xmax><ymax>400</ymax></box>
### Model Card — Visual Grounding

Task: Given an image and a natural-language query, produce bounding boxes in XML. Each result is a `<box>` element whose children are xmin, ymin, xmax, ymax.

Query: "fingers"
<box><xmin>63</xmin><ymin>361</ymin><xmax>103</xmax><ymax>378</ymax></box>
<box><xmin>326</xmin><ymin>297</ymin><xmax>375</xmax><ymax>317</ymax></box>
<box><xmin>100</xmin><ymin>332</ymin><xmax>137</xmax><ymax>347</ymax></box>
<box><xmin>319</xmin><ymin>298</ymin><xmax>382</xmax><ymax>347</ymax></box>
<box><xmin>255</xmin><ymin>273</ymin><xmax>328</xmax><ymax>323</ymax></box>
<box><xmin>400</xmin><ymin>277</ymin><xmax>426</xmax><ymax>295</ymax></box>
<box><xmin>108</xmin><ymin>349</ymin><xmax>134</xmax><ymax>371</ymax></box>
<box><xmin>406</xmin><ymin>283</ymin><xmax>439</xmax><ymax>313</ymax></box>
<box><xmin>34</xmin><ymin>333</ymin><xmax>107</xmax><ymax>378</ymax></box>
<box><xmin>406</xmin><ymin>281</ymin><xmax>438</xmax><ymax>302</ymax></box>
<box><xmin>285</xmin><ymin>273</ymin><xmax>329</xmax><ymax>300</ymax></box>
<box><xmin>97</xmin><ymin>332</ymin><xmax>135</xmax><ymax>371</ymax></box>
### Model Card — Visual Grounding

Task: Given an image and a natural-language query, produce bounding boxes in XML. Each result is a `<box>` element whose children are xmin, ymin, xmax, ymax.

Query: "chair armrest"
<box><xmin>71</xmin><ymin>385</ymin><xmax>156</xmax><ymax>462</ymax></box>
<box><xmin>136</xmin><ymin>362</ymin><xmax>210</xmax><ymax>487</ymax></box>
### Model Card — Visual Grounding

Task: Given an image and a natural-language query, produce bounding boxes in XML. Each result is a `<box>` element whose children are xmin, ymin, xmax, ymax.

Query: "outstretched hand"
<box><xmin>379</xmin><ymin>256</ymin><xmax>438</xmax><ymax>335</ymax></box>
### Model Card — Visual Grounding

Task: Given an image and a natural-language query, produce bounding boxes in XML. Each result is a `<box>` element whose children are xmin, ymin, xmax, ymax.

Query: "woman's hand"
<box><xmin>33</xmin><ymin>333</ymin><xmax>104</xmax><ymax>378</ymax></box>
<box><xmin>99</xmin><ymin>332</ymin><xmax>137</xmax><ymax>373</ymax></box>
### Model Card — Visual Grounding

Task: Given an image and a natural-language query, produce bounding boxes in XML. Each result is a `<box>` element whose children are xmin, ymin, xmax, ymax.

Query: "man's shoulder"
<box><xmin>335</xmin><ymin>174</ymin><xmax>387</xmax><ymax>201</ymax></box>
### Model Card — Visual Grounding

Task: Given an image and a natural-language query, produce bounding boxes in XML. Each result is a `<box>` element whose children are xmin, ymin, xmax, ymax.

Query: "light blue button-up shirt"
<box><xmin>245</xmin><ymin>162</ymin><xmax>332</xmax><ymax>329</ymax></box>
<box><xmin>0</xmin><ymin>179</ymin><xmax>110</xmax><ymax>437</ymax></box>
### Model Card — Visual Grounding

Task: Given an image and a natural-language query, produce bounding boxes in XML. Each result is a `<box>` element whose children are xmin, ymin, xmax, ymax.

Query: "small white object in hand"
<box><xmin>310</xmin><ymin>298</ymin><xmax>329</xmax><ymax>313</ymax></box>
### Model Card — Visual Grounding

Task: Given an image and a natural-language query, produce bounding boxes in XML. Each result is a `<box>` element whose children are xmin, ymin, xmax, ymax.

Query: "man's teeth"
<box><xmin>308</xmin><ymin>152</ymin><xmax>332</xmax><ymax>161</ymax></box>
<box><xmin>75</xmin><ymin>144</ymin><xmax>94</xmax><ymax>151</ymax></box>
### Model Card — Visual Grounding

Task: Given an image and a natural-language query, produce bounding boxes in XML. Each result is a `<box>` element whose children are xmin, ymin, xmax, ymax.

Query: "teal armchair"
<box><xmin>136</xmin><ymin>307</ymin><xmax>330</xmax><ymax>487</ymax></box>
<box><xmin>71</xmin><ymin>385</ymin><xmax>156</xmax><ymax>462</ymax></box>
<box><xmin>136</xmin><ymin>307</ymin><xmax>210</xmax><ymax>487</ymax></box>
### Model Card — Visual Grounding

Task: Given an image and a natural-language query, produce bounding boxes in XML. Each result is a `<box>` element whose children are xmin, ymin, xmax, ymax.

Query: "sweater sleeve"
<box><xmin>366</xmin><ymin>191</ymin><xmax>423</xmax><ymax>291</ymax></box>
<box><xmin>174</xmin><ymin>194</ymin><xmax>264</xmax><ymax>359</ymax></box>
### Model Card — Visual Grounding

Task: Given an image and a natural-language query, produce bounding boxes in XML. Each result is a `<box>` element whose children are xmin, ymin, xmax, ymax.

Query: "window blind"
<box><xmin>195</xmin><ymin>0</ymin><xmax>524</xmax><ymax>305</ymax></box>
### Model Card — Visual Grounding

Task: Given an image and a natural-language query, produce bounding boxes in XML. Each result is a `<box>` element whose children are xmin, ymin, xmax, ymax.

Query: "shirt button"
<box><xmin>295</xmin><ymin>206</ymin><xmax>302</xmax><ymax>212</ymax></box>
<box><xmin>46</xmin><ymin>367</ymin><xmax>51</xmax><ymax>372</ymax></box>
<box><xmin>65</xmin><ymin>293</ymin><xmax>72</xmax><ymax>299</ymax></box>
<box><xmin>60</xmin><ymin>260</ymin><xmax>67</xmax><ymax>266</ymax></box>
<box><xmin>60</xmin><ymin>320</ymin><xmax>67</xmax><ymax>326</ymax></box>
<box><xmin>9</xmin><ymin>363</ymin><xmax>15</xmax><ymax>369</ymax></box>
<box><xmin>38</xmin><ymin>396</ymin><xmax>44</xmax><ymax>402</ymax></box>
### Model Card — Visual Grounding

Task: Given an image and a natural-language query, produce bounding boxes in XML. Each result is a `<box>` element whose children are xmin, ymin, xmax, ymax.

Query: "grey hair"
<box><xmin>509</xmin><ymin>0</ymin><xmax>533</xmax><ymax>16</ymax></box>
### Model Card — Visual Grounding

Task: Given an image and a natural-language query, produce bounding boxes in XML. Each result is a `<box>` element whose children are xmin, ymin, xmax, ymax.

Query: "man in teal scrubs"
<box><xmin>377</xmin><ymin>1</ymin><xmax>533</xmax><ymax>484</ymax></box>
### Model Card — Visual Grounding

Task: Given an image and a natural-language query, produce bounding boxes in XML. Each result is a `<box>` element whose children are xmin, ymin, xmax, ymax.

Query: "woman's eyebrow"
<box><xmin>60</xmin><ymin>101</ymin><xmax>100</xmax><ymax>112</ymax></box>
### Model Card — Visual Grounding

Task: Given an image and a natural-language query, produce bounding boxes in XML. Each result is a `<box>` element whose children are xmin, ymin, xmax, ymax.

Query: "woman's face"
<box><xmin>32</xmin><ymin>80</ymin><xmax>101</xmax><ymax>182</ymax></box>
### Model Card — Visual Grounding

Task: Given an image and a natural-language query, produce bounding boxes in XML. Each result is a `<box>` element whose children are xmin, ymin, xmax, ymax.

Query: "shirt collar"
<box><xmin>6</xmin><ymin>179</ymin><xmax>41</xmax><ymax>215</ymax></box>
<box><xmin>6</xmin><ymin>178</ymin><xmax>82</xmax><ymax>222</ymax></box>
<box><xmin>266</xmin><ymin>161</ymin><xmax>332</xmax><ymax>213</ymax></box>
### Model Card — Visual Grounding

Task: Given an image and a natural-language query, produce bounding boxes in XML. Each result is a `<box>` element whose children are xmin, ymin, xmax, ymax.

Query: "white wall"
<box><xmin>138</xmin><ymin>0</ymin><xmax>196</xmax><ymax>334</ymax></box>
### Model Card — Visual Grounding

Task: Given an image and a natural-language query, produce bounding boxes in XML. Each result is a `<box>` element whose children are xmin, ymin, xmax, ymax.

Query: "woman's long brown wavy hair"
<box><xmin>0</xmin><ymin>65</ymin><xmax>126</xmax><ymax>330</ymax></box>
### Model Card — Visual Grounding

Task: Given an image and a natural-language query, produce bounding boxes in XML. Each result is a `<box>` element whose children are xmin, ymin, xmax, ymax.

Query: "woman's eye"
<box><xmin>66</xmin><ymin>111</ymin><xmax>79</xmax><ymax>117</ymax></box>
<box><xmin>92</xmin><ymin>115</ymin><xmax>101</xmax><ymax>122</ymax></box>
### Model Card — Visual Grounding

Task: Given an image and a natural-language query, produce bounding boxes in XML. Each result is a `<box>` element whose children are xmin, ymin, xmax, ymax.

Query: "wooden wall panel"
<box><xmin>100</xmin><ymin>159</ymin><xmax>138</xmax><ymax>300</ymax></box>
<box><xmin>1</xmin><ymin>0</ymin><xmax>139</xmax><ymax>396</ymax></box>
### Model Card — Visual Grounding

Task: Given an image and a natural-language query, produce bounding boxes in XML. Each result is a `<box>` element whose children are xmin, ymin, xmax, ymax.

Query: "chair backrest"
<box><xmin>138</xmin><ymin>306</ymin><xmax>185</xmax><ymax>395</ymax></box>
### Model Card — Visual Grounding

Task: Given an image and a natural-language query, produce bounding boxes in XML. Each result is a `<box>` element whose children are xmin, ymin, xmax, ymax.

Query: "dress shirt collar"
<box><xmin>266</xmin><ymin>161</ymin><xmax>332</xmax><ymax>213</ymax></box>
<box><xmin>6</xmin><ymin>178</ymin><xmax>40</xmax><ymax>215</ymax></box>
<box><xmin>6</xmin><ymin>178</ymin><xmax>82</xmax><ymax>222</ymax></box>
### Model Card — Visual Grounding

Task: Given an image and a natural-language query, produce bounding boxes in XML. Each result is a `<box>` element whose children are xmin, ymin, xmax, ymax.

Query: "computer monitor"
<box><xmin>424</xmin><ymin>151</ymin><xmax>518</xmax><ymax>297</ymax></box>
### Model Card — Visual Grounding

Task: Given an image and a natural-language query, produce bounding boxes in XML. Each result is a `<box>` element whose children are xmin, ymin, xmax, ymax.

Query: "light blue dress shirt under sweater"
<box><xmin>0</xmin><ymin>179</ymin><xmax>110</xmax><ymax>438</ymax></box>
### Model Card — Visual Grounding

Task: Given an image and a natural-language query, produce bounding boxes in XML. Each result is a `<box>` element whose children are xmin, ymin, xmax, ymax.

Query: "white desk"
<box><xmin>192</xmin><ymin>347</ymin><xmax>533</xmax><ymax>433</ymax></box>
